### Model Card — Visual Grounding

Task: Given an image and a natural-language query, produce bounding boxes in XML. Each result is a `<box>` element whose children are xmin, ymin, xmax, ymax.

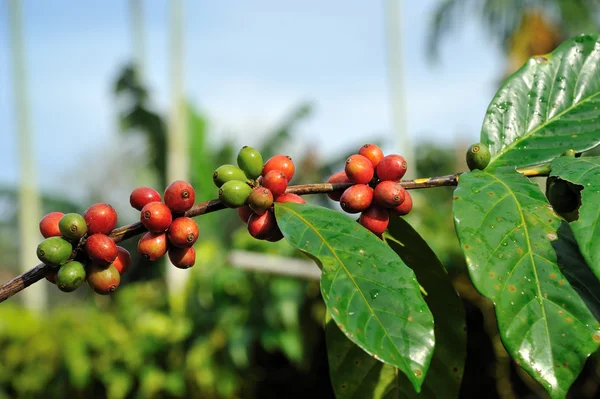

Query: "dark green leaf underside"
<box><xmin>453</xmin><ymin>168</ymin><xmax>600</xmax><ymax>398</ymax></box>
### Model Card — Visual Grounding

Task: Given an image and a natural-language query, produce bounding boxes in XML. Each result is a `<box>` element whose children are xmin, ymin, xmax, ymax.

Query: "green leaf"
<box><xmin>453</xmin><ymin>168</ymin><xmax>600</xmax><ymax>398</ymax></box>
<box><xmin>274</xmin><ymin>202</ymin><xmax>434</xmax><ymax>391</ymax></box>
<box><xmin>482</xmin><ymin>34</ymin><xmax>600</xmax><ymax>170</ymax></box>
<box><xmin>551</xmin><ymin>156</ymin><xmax>600</xmax><ymax>280</ymax></box>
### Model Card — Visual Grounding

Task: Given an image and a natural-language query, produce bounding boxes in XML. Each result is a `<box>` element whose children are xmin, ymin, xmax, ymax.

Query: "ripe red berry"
<box><xmin>327</xmin><ymin>171</ymin><xmax>351</xmax><ymax>201</ymax></box>
<box><xmin>358</xmin><ymin>144</ymin><xmax>384</xmax><ymax>168</ymax></box>
<box><xmin>39</xmin><ymin>212</ymin><xmax>64</xmax><ymax>238</ymax></box>
<box><xmin>373</xmin><ymin>181</ymin><xmax>406</xmax><ymax>208</ymax></box>
<box><xmin>164</xmin><ymin>180</ymin><xmax>195</xmax><ymax>213</ymax></box>
<box><xmin>275</xmin><ymin>193</ymin><xmax>306</xmax><ymax>204</ymax></box>
<box><xmin>248</xmin><ymin>187</ymin><xmax>274</xmax><ymax>215</ymax></box>
<box><xmin>112</xmin><ymin>246</ymin><xmax>131</xmax><ymax>275</ymax></box>
<box><xmin>345</xmin><ymin>154</ymin><xmax>374</xmax><ymax>184</ymax></box>
<box><xmin>237</xmin><ymin>205</ymin><xmax>254</xmax><ymax>223</ymax></box>
<box><xmin>359</xmin><ymin>205</ymin><xmax>390</xmax><ymax>236</ymax></box>
<box><xmin>137</xmin><ymin>232</ymin><xmax>168</xmax><ymax>261</ymax></box>
<box><xmin>168</xmin><ymin>246</ymin><xmax>196</xmax><ymax>269</ymax></box>
<box><xmin>168</xmin><ymin>217</ymin><xmax>199</xmax><ymax>248</ymax></box>
<box><xmin>376</xmin><ymin>154</ymin><xmax>407</xmax><ymax>181</ymax></box>
<box><xmin>87</xmin><ymin>264</ymin><xmax>120</xmax><ymax>295</ymax></box>
<box><xmin>266</xmin><ymin>226</ymin><xmax>284</xmax><ymax>242</ymax></box>
<box><xmin>130</xmin><ymin>186</ymin><xmax>161</xmax><ymax>211</ymax></box>
<box><xmin>261</xmin><ymin>170</ymin><xmax>288</xmax><ymax>197</ymax></box>
<box><xmin>85</xmin><ymin>234</ymin><xmax>118</xmax><ymax>266</ymax></box>
<box><xmin>83</xmin><ymin>203</ymin><xmax>118</xmax><ymax>235</ymax></box>
<box><xmin>340</xmin><ymin>184</ymin><xmax>373</xmax><ymax>214</ymax></box>
<box><xmin>263</xmin><ymin>155</ymin><xmax>295</xmax><ymax>182</ymax></box>
<box><xmin>140</xmin><ymin>202</ymin><xmax>173</xmax><ymax>232</ymax></box>
<box><xmin>391</xmin><ymin>191</ymin><xmax>413</xmax><ymax>216</ymax></box>
<box><xmin>248</xmin><ymin>211</ymin><xmax>278</xmax><ymax>240</ymax></box>
<box><xmin>46</xmin><ymin>270</ymin><xmax>58</xmax><ymax>284</ymax></box>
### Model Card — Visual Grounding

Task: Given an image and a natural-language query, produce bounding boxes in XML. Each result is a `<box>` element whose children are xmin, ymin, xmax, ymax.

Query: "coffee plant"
<box><xmin>2</xmin><ymin>33</ymin><xmax>600</xmax><ymax>398</ymax></box>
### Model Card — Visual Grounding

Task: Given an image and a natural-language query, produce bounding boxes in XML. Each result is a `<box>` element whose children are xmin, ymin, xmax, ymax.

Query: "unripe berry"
<box><xmin>391</xmin><ymin>191</ymin><xmax>413</xmax><ymax>216</ymax></box>
<box><xmin>37</xmin><ymin>237</ymin><xmax>73</xmax><ymax>267</ymax></box>
<box><xmin>164</xmin><ymin>180</ymin><xmax>195</xmax><ymax>213</ymax></box>
<box><xmin>140</xmin><ymin>202</ymin><xmax>173</xmax><ymax>232</ymax></box>
<box><xmin>237</xmin><ymin>146</ymin><xmax>264</xmax><ymax>179</ymax></box>
<box><xmin>85</xmin><ymin>234</ymin><xmax>118</xmax><ymax>266</ymax></box>
<box><xmin>213</xmin><ymin>164</ymin><xmax>248</xmax><ymax>188</ymax></box>
<box><xmin>275</xmin><ymin>193</ymin><xmax>306</xmax><ymax>204</ymax></box>
<box><xmin>83</xmin><ymin>203</ymin><xmax>118</xmax><ymax>235</ymax></box>
<box><xmin>137</xmin><ymin>232</ymin><xmax>168</xmax><ymax>261</ymax></box>
<box><xmin>168</xmin><ymin>246</ymin><xmax>196</xmax><ymax>269</ymax></box>
<box><xmin>237</xmin><ymin>206</ymin><xmax>254</xmax><ymax>223</ymax></box>
<box><xmin>56</xmin><ymin>261</ymin><xmax>87</xmax><ymax>292</ymax></box>
<box><xmin>359</xmin><ymin>205</ymin><xmax>390</xmax><ymax>236</ymax></box>
<box><xmin>59</xmin><ymin>213</ymin><xmax>88</xmax><ymax>242</ymax></box>
<box><xmin>358</xmin><ymin>144</ymin><xmax>384</xmax><ymax>168</ymax></box>
<box><xmin>340</xmin><ymin>184</ymin><xmax>373</xmax><ymax>214</ymax></box>
<box><xmin>39</xmin><ymin>212</ymin><xmax>64</xmax><ymax>238</ymax></box>
<box><xmin>219</xmin><ymin>180</ymin><xmax>253</xmax><ymax>208</ymax></box>
<box><xmin>248</xmin><ymin>211</ymin><xmax>278</xmax><ymax>240</ymax></box>
<box><xmin>261</xmin><ymin>170</ymin><xmax>288</xmax><ymax>197</ymax></box>
<box><xmin>248</xmin><ymin>187</ymin><xmax>274</xmax><ymax>215</ymax></box>
<box><xmin>168</xmin><ymin>217</ymin><xmax>199</xmax><ymax>248</ymax></box>
<box><xmin>112</xmin><ymin>246</ymin><xmax>131</xmax><ymax>275</ymax></box>
<box><xmin>87</xmin><ymin>264</ymin><xmax>120</xmax><ymax>295</ymax></box>
<box><xmin>327</xmin><ymin>172</ymin><xmax>351</xmax><ymax>201</ymax></box>
<box><xmin>130</xmin><ymin>186</ymin><xmax>161</xmax><ymax>211</ymax></box>
<box><xmin>263</xmin><ymin>155</ymin><xmax>295</xmax><ymax>182</ymax></box>
<box><xmin>345</xmin><ymin>154</ymin><xmax>374</xmax><ymax>184</ymax></box>
<box><xmin>466</xmin><ymin>143</ymin><xmax>491</xmax><ymax>171</ymax></box>
<box><xmin>376</xmin><ymin>154</ymin><xmax>407</xmax><ymax>181</ymax></box>
<box><xmin>373</xmin><ymin>181</ymin><xmax>406</xmax><ymax>208</ymax></box>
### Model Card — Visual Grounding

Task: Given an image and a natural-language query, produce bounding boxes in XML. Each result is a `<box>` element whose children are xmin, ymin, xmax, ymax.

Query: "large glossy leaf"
<box><xmin>482</xmin><ymin>34</ymin><xmax>600</xmax><ymax>170</ymax></box>
<box><xmin>551</xmin><ymin>156</ymin><xmax>600</xmax><ymax>280</ymax></box>
<box><xmin>274</xmin><ymin>203</ymin><xmax>434</xmax><ymax>391</ymax></box>
<box><xmin>453</xmin><ymin>168</ymin><xmax>600</xmax><ymax>398</ymax></box>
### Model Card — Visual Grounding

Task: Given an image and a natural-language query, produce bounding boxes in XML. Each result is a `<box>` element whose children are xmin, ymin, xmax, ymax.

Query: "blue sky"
<box><xmin>0</xmin><ymin>1</ymin><xmax>504</xmax><ymax>194</ymax></box>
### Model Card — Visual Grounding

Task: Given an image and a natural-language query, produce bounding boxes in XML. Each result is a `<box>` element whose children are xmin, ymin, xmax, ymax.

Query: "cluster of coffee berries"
<box><xmin>38</xmin><ymin>204</ymin><xmax>130</xmax><ymax>295</ymax></box>
<box><xmin>213</xmin><ymin>146</ymin><xmax>306</xmax><ymax>241</ymax></box>
<box><xmin>131</xmin><ymin>181</ymin><xmax>198</xmax><ymax>269</ymax></box>
<box><xmin>327</xmin><ymin>144</ymin><xmax>413</xmax><ymax>236</ymax></box>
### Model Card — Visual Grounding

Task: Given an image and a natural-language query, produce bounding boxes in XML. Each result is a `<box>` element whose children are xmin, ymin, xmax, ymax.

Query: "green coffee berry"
<box><xmin>56</xmin><ymin>261</ymin><xmax>87</xmax><ymax>292</ymax></box>
<box><xmin>237</xmin><ymin>146</ymin><xmax>264</xmax><ymax>179</ymax></box>
<box><xmin>562</xmin><ymin>149</ymin><xmax>576</xmax><ymax>157</ymax></box>
<box><xmin>219</xmin><ymin>180</ymin><xmax>253</xmax><ymax>208</ymax></box>
<box><xmin>59</xmin><ymin>213</ymin><xmax>88</xmax><ymax>241</ymax></box>
<box><xmin>37</xmin><ymin>237</ymin><xmax>73</xmax><ymax>267</ymax></box>
<box><xmin>213</xmin><ymin>164</ymin><xmax>249</xmax><ymax>188</ymax></box>
<box><xmin>466</xmin><ymin>143</ymin><xmax>491</xmax><ymax>171</ymax></box>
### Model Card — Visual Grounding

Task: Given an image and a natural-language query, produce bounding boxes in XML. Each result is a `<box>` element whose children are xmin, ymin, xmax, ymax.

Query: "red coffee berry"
<box><xmin>130</xmin><ymin>186</ymin><xmax>161</xmax><ymax>211</ymax></box>
<box><xmin>237</xmin><ymin>205</ymin><xmax>254</xmax><ymax>223</ymax></box>
<box><xmin>266</xmin><ymin>226</ymin><xmax>284</xmax><ymax>242</ymax></box>
<box><xmin>85</xmin><ymin>234</ymin><xmax>118</xmax><ymax>267</ymax></box>
<box><xmin>275</xmin><ymin>193</ymin><xmax>306</xmax><ymax>204</ymax></box>
<box><xmin>87</xmin><ymin>264</ymin><xmax>120</xmax><ymax>295</ymax></box>
<box><xmin>112</xmin><ymin>246</ymin><xmax>131</xmax><ymax>275</ymax></box>
<box><xmin>46</xmin><ymin>270</ymin><xmax>58</xmax><ymax>284</ymax></box>
<box><xmin>359</xmin><ymin>205</ymin><xmax>390</xmax><ymax>236</ymax></box>
<box><xmin>391</xmin><ymin>191</ymin><xmax>413</xmax><ymax>216</ymax></box>
<box><xmin>263</xmin><ymin>155</ymin><xmax>295</xmax><ymax>182</ymax></box>
<box><xmin>140</xmin><ymin>202</ymin><xmax>173</xmax><ymax>232</ymax></box>
<box><xmin>137</xmin><ymin>232</ymin><xmax>168</xmax><ymax>261</ymax></box>
<box><xmin>248</xmin><ymin>187</ymin><xmax>274</xmax><ymax>215</ymax></box>
<box><xmin>248</xmin><ymin>211</ymin><xmax>278</xmax><ymax>240</ymax></box>
<box><xmin>358</xmin><ymin>144</ymin><xmax>384</xmax><ymax>168</ymax></box>
<box><xmin>168</xmin><ymin>246</ymin><xmax>196</xmax><ymax>269</ymax></box>
<box><xmin>39</xmin><ymin>212</ymin><xmax>64</xmax><ymax>238</ymax></box>
<box><xmin>164</xmin><ymin>180</ymin><xmax>195</xmax><ymax>213</ymax></box>
<box><xmin>168</xmin><ymin>217</ymin><xmax>199</xmax><ymax>248</ymax></box>
<box><xmin>83</xmin><ymin>203</ymin><xmax>118</xmax><ymax>235</ymax></box>
<box><xmin>376</xmin><ymin>154</ymin><xmax>407</xmax><ymax>181</ymax></box>
<box><xmin>345</xmin><ymin>154</ymin><xmax>374</xmax><ymax>184</ymax></box>
<box><xmin>261</xmin><ymin>170</ymin><xmax>288</xmax><ymax>197</ymax></box>
<box><xmin>340</xmin><ymin>184</ymin><xmax>373</xmax><ymax>214</ymax></box>
<box><xmin>327</xmin><ymin>171</ymin><xmax>351</xmax><ymax>201</ymax></box>
<box><xmin>373</xmin><ymin>181</ymin><xmax>406</xmax><ymax>208</ymax></box>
